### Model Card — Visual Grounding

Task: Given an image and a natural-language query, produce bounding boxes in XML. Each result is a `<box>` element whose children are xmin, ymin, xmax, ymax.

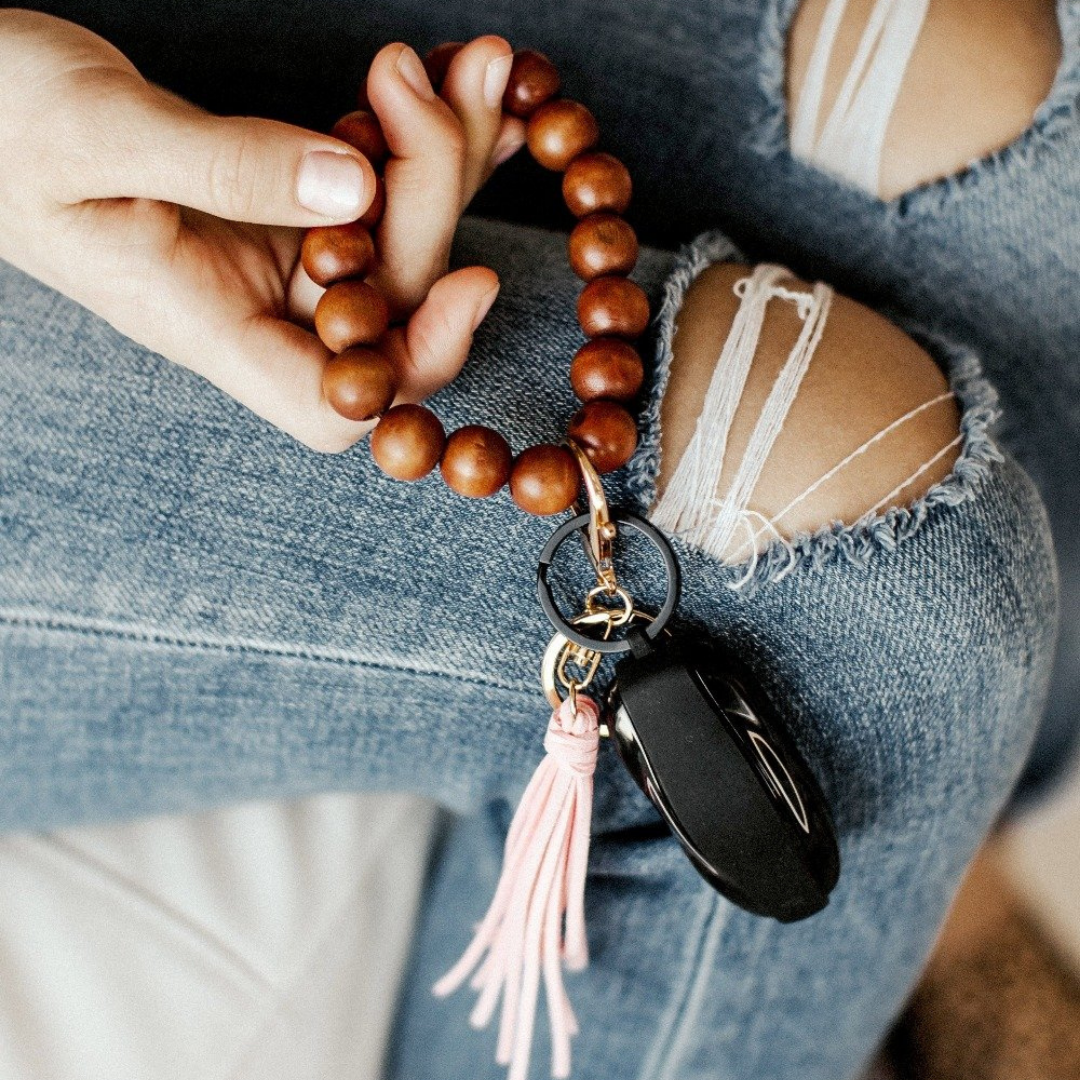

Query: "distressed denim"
<box><xmin>0</xmin><ymin>217</ymin><xmax>1059</xmax><ymax>1078</ymax></box>
<box><xmin>2</xmin><ymin>1</ymin><xmax>1074</xmax><ymax>1077</ymax></box>
<box><xmin>27</xmin><ymin>0</ymin><xmax>1080</xmax><ymax>799</ymax></box>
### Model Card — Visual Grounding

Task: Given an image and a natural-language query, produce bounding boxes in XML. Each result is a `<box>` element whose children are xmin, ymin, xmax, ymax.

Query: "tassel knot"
<box><xmin>433</xmin><ymin>696</ymin><xmax>601</xmax><ymax>1080</ymax></box>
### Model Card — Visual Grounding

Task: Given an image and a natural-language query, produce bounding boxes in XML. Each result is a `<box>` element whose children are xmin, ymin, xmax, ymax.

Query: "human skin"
<box><xmin>0</xmin><ymin>11</ymin><xmax>524</xmax><ymax>452</ymax></box>
<box><xmin>787</xmin><ymin>0</ymin><xmax>1061</xmax><ymax>201</ymax></box>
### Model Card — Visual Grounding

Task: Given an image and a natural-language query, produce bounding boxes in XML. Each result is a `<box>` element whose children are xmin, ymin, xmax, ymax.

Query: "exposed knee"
<box><xmin>655</xmin><ymin>261</ymin><xmax>961</xmax><ymax>559</ymax></box>
<box><xmin>787</xmin><ymin>0</ymin><xmax>1061</xmax><ymax>199</ymax></box>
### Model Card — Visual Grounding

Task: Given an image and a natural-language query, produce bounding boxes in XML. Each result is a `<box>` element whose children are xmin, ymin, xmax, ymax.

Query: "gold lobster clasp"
<box><xmin>566</xmin><ymin>438</ymin><xmax>619</xmax><ymax>594</ymax></box>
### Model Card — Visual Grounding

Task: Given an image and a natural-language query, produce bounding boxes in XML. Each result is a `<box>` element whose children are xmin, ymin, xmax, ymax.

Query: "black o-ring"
<box><xmin>536</xmin><ymin>510</ymin><xmax>681</xmax><ymax>654</ymax></box>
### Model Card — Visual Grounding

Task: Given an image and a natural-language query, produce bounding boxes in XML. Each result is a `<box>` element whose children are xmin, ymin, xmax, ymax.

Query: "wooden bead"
<box><xmin>510</xmin><ymin>444</ymin><xmax>580</xmax><ymax>516</ymax></box>
<box><xmin>424</xmin><ymin>42</ymin><xmax>464</xmax><ymax>88</ymax></box>
<box><xmin>570</xmin><ymin>338</ymin><xmax>644</xmax><ymax>402</ymax></box>
<box><xmin>562</xmin><ymin>152</ymin><xmax>632</xmax><ymax>217</ymax></box>
<box><xmin>301</xmin><ymin>222</ymin><xmax>375</xmax><ymax>288</ymax></box>
<box><xmin>577</xmin><ymin>276</ymin><xmax>650</xmax><ymax>339</ymax></box>
<box><xmin>567</xmin><ymin>400</ymin><xmax>638</xmax><ymax>473</ymax></box>
<box><xmin>526</xmin><ymin>100</ymin><xmax>599</xmax><ymax>171</ymax></box>
<box><xmin>323</xmin><ymin>347</ymin><xmax>397</xmax><ymax>421</ymax></box>
<box><xmin>357</xmin><ymin>174</ymin><xmax>386</xmax><ymax>230</ymax></box>
<box><xmin>371</xmin><ymin>404</ymin><xmax>446</xmax><ymax>481</ymax></box>
<box><xmin>314</xmin><ymin>280</ymin><xmax>390</xmax><ymax>353</ymax></box>
<box><xmin>440</xmin><ymin>425</ymin><xmax>513</xmax><ymax>498</ymax></box>
<box><xmin>568</xmin><ymin>213</ymin><xmax>638</xmax><ymax>280</ymax></box>
<box><xmin>331</xmin><ymin>110</ymin><xmax>388</xmax><ymax>167</ymax></box>
<box><xmin>503</xmin><ymin>49</ymin><xmax>561</xmax><ymax>118</ymax></box>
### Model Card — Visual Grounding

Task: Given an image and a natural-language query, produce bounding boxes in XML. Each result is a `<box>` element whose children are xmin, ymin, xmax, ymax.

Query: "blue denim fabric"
<box><xmin>2</xmin><ymin>1</ymin><xmax>1074</xmax><ymax>1077</ymax></box>
<box><xmin>0</xmin><ymin>218</ymin><xmax>1059</xmax><ymax>1079</ymax></box>
<box><xmin>26</xmin><ymin>0</ymin><xmax>1079</xmax><ymax>799</ymax></box>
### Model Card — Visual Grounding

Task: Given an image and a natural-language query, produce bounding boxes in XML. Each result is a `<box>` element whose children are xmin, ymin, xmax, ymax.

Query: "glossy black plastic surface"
<box><xmin>608</xmin><ymin>631</ymin><xmax>840</xmax><ymax>922</ymax></box>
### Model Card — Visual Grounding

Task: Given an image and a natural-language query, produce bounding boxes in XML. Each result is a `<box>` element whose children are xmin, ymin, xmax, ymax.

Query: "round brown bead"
<box><xmin>424</xmin><ymin>42</ymin><xmax>465</xmax><ymax>88</ymax></box>
<box><xmin>440</xmin><ymin>425</ymin><xmax>513</xmax><ymax>498</ymax></box>
<box><xmin>314</xmin><ymin>280</ymin><xmax>390</xmax><ymax>353</ymax></box>
<box><xmin>301</xmin><ymin>222</ymin><xmax>375</xmax><ymax>287</ymax></box>
<box><xmin>568</xmin><ymin>213</ymin><xmax>639</xmax><ymax>280</ymax></box>
<box><xmin>562</xmin><ymin>152</ymin><xmax>632</xmax><ymax>217</ymax></box>
<box><xmin>330</xmin><ymin>110</ymin><xmax>388</xmax><ymax>166</ymax></box>
<box><xmin>357</xmin><ymin>174</ymin><xmax>386</xmax><ymax>230</ymax></box>
<box><xmin>322</xmin><ymin>347</ymin><xmax>397</xmax><ymax>421</ymax></box>
<box><xmin>526</xmin><ymin>100</ymin><xmax>599</xmax><ymax>172</ymax></box>
<box><xmin>510</xmin><ymin>444</ymin><xmax>580</xmax><ymax>516</ymax></box>
<box><xmin>570</xmin><ymin>338</ymin><xmax>644</xmax><ymax>402</ymax></box>
<box><xmin>577</xmin><ymin>276</ymin><xmax>651</xmax><ymax>339</ymax></box>
<box><xmin>567</xmin><ymin>400</ymin><xmax>638</xmax><ymax>474</ymax></box>
<box><xmin>503</xmin><ymin>49</ymin><xmax>561</xmax><ymax>118</ymax></box>
<box><xmin>371</xmin><ymin>404</ymin><xmax>446</xmax><ymax>481</ymax></box>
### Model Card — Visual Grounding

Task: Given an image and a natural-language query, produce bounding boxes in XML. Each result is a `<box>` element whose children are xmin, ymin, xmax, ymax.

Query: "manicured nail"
<box><xmin>397</xmin><ymin>46</ymin><xmax>436</xmax><ymax>101</ymax></box>
<box><xmin>491</xmin><ymin>128</ymin><xmax>526</xmax><ymax>167</ymax></box>
<box><xmin>483</xmin><ymin>53</ymin><xmax>514</xmax><ymax>109</ymax></box>
<box><xmin>472</xmin><ymin>284</ymin><xmax>500</xmax><ymax>331</ymax></box>
<box><xmin>297</xmin><ymin>151</ymin><xmax>368</xmax><ymax>217</ymax></box>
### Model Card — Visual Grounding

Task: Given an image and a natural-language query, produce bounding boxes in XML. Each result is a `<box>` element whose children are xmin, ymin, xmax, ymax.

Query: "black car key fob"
<box><xmin>607</xmin><ymin>629</ymin><xmax>840</xmax><ymax>922</ymax></box>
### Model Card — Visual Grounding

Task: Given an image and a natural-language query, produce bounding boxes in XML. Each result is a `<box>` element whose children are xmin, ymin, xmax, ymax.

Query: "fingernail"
<box><xmin>491</xmin><ymin>128</ymin><xmax>525</xmax><ymax>167</ymax></box>
<box><xmin>297</xmin><ymin>151</ymin><xmax>368</xmax><ymax>217</ymax></box>
<box><xmin>472</xmin><ymin>284</ymin><xmax>500</xmax><ymax>332</ymax></box>
<box><xmin>397</xmin><ymin>46</ymin><xmax>436</xmax><ymax>101</ymax></box>
<box><xmin>483</xmin><ymin>53</ymin><xmax>514</xmax><ymax>109</ymax></box>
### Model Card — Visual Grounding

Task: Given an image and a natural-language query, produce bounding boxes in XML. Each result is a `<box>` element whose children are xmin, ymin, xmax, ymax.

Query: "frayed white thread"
<box><xmin>865</xmin><ymin>434</ymin><xmax>964</xmax><ymax>517</ymax></box>
<box><xmin>653</xmin><ymin>265</ymin><xmax>832</xmax><ymax>562</ymax></box>
<box><xmin>725</xmin><ymin>390</ymin><xmax>958</xmax><ymax>561</ymax></box>
<box><xmin>652</xmin><ymin>261</ymin><xmax>968</xmax><ymax>587</ymax></box>
<box><xmin>789</xmin><ymin>0</ymin><xmax>931</xmax><ymax>195</ymax></box>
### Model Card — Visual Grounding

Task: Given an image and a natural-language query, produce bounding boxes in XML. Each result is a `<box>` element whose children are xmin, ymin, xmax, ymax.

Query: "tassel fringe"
<box><xmin>433</xmin><ymin>696</ymin><xmax>601</xmax><ymax>1080</ymax></box>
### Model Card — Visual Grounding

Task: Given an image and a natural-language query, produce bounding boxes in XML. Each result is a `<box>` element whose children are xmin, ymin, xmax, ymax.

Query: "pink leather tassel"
<box><xmin>433</xmin><ymin>695</ymin><xmax>601</xmax><ymax>1080</ymax></box>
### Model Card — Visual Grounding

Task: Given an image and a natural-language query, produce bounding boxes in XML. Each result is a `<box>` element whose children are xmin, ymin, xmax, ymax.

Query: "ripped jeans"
<box><xmin>3</xmin><ymin>0</ymin><xmax>1076</xmax><ymax>1076</ymax></box>
<box><xmin>0</xmin><ymin>218</ymin><xmax>1058</xmax><ymax>1079</ymax></box>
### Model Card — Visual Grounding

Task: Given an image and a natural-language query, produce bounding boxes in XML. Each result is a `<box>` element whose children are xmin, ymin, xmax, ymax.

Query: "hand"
<box><xmin>0</xmin><ymin>12</ymin><xmax>523</xmax><ymax>451</ymax></box>
<box><xmin>287</xmin><ymin>36</ymin><xmax>527</xmax><ymax>426</ymax></box>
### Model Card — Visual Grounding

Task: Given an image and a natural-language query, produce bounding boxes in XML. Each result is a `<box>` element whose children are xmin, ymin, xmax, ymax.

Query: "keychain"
<box><xmin>436</xmin><ymin>442</ymin><xmax>840</xmax><ymax>1080</ymax></box>
<box><xmin>536</xmin><ymin>444</ymin><xmax>840</xmax><ymax>920</ymax></box>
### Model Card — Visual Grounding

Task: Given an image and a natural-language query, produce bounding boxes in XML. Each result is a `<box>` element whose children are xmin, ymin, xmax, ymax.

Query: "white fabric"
<box><xmin>0</xmin><ymin>793</ymin><xmax>438</xmax><ymax>1080</ymax></box>
<box><xmin>790</xmin><ymin>0</ymin><xmax>931</xmax><ymax>195</ymax></box>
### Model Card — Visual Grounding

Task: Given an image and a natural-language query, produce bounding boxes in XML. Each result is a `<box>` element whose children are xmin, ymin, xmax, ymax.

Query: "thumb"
<box><xmin>384</xmin><ymin>266</ymin><xmax>501</xmax><ymax>403</ymax></box>
<box><xmin>65</xmin><ymin>81</ymin><xmax>377</xmax><ymax>226</ymax></box>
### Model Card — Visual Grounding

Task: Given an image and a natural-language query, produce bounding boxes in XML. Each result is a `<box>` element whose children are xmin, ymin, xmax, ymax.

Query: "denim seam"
<box><xmin>0</xmin><ymin>610</ymin><xmax>530</xmax><ymax>697</ymax></box>
<box><xmin>635</xmin><ymin>889</ymin><xmax>725</xmax><ymax>1080</ymax></box>
<box><xmin>626</xmin><ymin>230</ymin><xmax>1003</xmax><ymax>596</ymax></box>
<box><xmin>655</xmin><ymin>895</ymin><xmax>733</xmax><ymax>1080</ymax></box>
<box><xmin>751</xmin><ymin>0</ymin><xmax>1080</xmax><ymax>220</ymax></box>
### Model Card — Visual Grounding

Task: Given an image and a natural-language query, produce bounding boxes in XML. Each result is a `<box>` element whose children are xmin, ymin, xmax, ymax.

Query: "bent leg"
<box><xmin>388</xmin><ymin>231</ymin><xmax>1058</xmax><ymax>1080</ymax></box>
<box><xmin>0</xmin><ymin>218</ymin><xmax>676</xmax><ymax>830</ymax></box>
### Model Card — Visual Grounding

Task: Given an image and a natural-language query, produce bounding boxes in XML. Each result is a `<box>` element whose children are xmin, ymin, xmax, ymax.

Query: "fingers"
<box><xmin>53</xmin><ymin>79</ymin><xmax>377</xmax><ymax>227</ymax></box>
<box><xmin>194</xmin><ymin>267</ymin><xmax>498</xmax><ymax>455</ymax></box>
<box><xmin>438</xmin><ymin>36</ymin><xmax>522</xmax><ymax>203</ymax></box>
<box><xmin>364</xmin><ymin>43</ymin><xmax>468</xmax><ymax>314</ymax></box>
<box><xmin>384</xmin><ymin>265</ymin><xmax>500</xmax><ymax>403</ymax></box>
<box><xmin>488</xmin><ymin>114</ymin><xmax>528</xmax><ymax>180</ymax></box>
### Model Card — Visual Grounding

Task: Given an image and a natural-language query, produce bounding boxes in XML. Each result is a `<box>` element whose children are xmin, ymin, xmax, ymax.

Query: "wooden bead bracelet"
<box><xmin>301</xmin><ymin>46</ymin><xmax>649</xmax><ymax>516</ymax></box>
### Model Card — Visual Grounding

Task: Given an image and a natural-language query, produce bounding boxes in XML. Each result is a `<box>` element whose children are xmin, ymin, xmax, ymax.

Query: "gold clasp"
<box><xmin>540</xmin><ymin>609</ymin><xmax>618</xmax><ymax>710</ymax></box>
<box><xmin>566</xmin><ymin>438</ymin><xmax>619</xmax><ymax>594</ymax></box>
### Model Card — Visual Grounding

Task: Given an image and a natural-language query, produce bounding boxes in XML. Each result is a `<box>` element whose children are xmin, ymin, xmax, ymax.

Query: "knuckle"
<box><xmin>204</xmin><ymin>120</ymin><xmax>265</xmax><ymax>218</ymax></box>
<box><xmin>444</xmin><ymin>122</ymin><xmax>468</xmax><ymax>164</ymax></box>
